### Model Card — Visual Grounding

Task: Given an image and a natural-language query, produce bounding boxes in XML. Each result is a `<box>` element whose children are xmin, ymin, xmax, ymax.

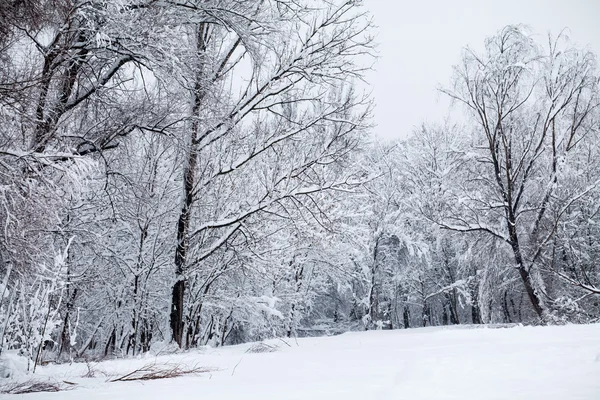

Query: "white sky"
<box><xmin>364</xmin><ymin>0</ymin><xmax>600</xmax><ymax>140</ymax></box>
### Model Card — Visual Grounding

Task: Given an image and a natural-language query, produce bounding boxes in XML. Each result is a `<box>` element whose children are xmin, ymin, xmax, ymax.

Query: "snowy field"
<box><xmin>4</xmin><ymin>324</ymin><xmax>600</xmax><ymax>399</ymax></box>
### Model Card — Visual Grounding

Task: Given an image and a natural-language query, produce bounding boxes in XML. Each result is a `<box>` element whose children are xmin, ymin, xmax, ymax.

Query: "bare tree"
<box><xmin>441</xmin><ymin>26</ymin><xmax>600</xmax><ymax>320</ymax></box>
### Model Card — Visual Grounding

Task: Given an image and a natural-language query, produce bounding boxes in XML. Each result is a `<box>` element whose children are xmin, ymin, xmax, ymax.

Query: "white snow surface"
<box><xmin>5</xmin><ymin>323</ymin><xmax>600</xmax><ymax>399</ymax></box>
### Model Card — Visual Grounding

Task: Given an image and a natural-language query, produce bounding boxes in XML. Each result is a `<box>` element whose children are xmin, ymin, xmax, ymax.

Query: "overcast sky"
<box><xmin>364</xmin><ymin>0</ymin><xmax>600</xmax><ymax>140</ymax></box>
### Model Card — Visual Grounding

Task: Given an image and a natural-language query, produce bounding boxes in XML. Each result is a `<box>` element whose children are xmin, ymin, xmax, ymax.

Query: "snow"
<box><xmin>6</xmin><ymin>324</ymin><xmax>600</xmax><ymax>399</ymax></box>
<box><xmin>0</xmin><ymin>351</ymin><xmax>29</xmax><ymax>380</ymax></box>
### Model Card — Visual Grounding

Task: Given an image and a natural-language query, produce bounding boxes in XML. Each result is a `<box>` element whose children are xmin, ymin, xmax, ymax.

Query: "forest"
<box><xmin>0</xmin><ymin>0</ymin><xmax>599</xmax><ymax>370</ymax></box>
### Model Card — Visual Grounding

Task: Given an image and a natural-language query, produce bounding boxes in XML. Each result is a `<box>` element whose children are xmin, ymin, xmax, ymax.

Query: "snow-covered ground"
<box><xmin>4</xmin><ymin>324</ymin><xmax>600</xmax><ymax>399</ymax></box>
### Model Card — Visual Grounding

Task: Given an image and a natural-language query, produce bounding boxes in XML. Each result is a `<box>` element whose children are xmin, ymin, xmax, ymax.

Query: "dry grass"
<box><xmin>245</xmin><ymin>342</ymin><xmax>278</xmax><ymax>353</ymax></box>
<box><xmin>109</xmin><ymin>362</ymin><xmax>213</xmax><ymax>382</ymax></box>
<box><xmin>81</xmin><ymin>361</ymin><xmax>110</xmax><ymax>378</ymax></box>
<box><xmin>0</xmin><ymin>379</ymin><xmax>74</xmax><ymax>394</ymax></box>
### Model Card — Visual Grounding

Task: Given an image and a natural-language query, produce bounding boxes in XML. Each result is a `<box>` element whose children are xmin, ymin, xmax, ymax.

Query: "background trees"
<box><xmin>441</xmin><ymin>26</ymin><xmax>600</xmax><ymax>321</ymax></box>
<box><xmin>0</xmin><ymin>0</ymin><xmax>376</xmax><ymax>361</ymax></box>
<box><xmin>1</xmin><ymin>4</ymin><xmax>599</xmax><ymax>369</ymax></box>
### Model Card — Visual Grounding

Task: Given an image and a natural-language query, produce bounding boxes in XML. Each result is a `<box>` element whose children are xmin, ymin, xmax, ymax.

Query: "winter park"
<box><xmin>1</xmin><ymin>0</ymin><xmax>600</xmax><ymax>398</ymax></box>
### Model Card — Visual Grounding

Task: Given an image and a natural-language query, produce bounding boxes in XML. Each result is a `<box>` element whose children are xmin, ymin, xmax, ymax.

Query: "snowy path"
<box><xmin>10</xmin><ymin>324</ymin><xmax>600</xmax><ymax>399</ymax></box>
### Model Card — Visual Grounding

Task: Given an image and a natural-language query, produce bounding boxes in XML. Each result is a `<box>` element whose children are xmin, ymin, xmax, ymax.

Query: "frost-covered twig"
<box><xmin>109</xmin><ymin>363</ymin><xmax>213</xmax><ymax>382</ymax></box>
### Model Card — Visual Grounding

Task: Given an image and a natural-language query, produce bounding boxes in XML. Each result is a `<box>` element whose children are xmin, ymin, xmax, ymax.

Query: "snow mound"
<box><xmin>0</xmin><ymin>351</ymin><xmax>29</xmax><ymax>379</ymax></box>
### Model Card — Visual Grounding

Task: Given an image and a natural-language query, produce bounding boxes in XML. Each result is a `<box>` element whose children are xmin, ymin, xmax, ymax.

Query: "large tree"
<box><xmin>159</xmin><ymin>0</ymin><xmax>374</xmax><ymax>347</ymax></box>
<box><xmin>441</xmin><ymin>26</ymin><xmax>600</xmax><ymax>321</ymax></box>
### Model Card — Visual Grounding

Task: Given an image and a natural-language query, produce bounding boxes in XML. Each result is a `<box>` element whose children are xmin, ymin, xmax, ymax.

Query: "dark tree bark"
<box><xmin>169</xmin><ymin>22</ymin><xmax>208</xmax><ymax>347</ymax></box>
<box><xmin>471</xmin><ymin>288</ymin><xmax>482</xmax><ymax>324</ymax></box>
<box><xmin>170</xmin><ymin>279</ymin><xmax>186</xmax><ymax>347</ymax></box>
<box><xmin>402</xmin><ymin>304</ymin><xmax>410</xmax><ymax>328</ymax></box>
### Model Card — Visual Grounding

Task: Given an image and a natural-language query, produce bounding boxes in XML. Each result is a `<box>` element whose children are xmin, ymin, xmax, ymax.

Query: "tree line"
<box><xmin>0</xmin><ymin>1</ymin><xmax>598</xmax><ymax>368</ymax></box>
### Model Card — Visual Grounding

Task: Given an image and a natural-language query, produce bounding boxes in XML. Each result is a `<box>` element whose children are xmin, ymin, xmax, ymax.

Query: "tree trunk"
<box><xmin>403</xmin><ymin>304</ymin><xmax>410</xmax><ymax>328</ymax></box>
<box><xmin>502</xmin><ymin>290</ymin><xmax>513</xmax><ymax>323</ymax></box>
<box><xmin>169</xmin><ymin>153</ymin><xmax>195</xmax><ymax>346</ymax></box>
<box><xmin>471</xmin><ymin>290</ymin><xmax>482</xmax><ymax>324</ymax></box>
<box><xmin>367</xmin><ymin>236</ymin><xmax>382</xmax><ymax>329</ymax></box>
<box><xmin>516</xmin><ymin>266</ymin><xmax>543</xmax><ymax>318</ymax></box>
<box><xmin>170</xmin><ymin>279</ymin><xmax>186</xmax><ymax>347</ymax></box>
<box><xmin>58</xmin><ymin>286</ymin><xmax>77</xmax><ymax>359</ymax></box>
<box><xmin>508</xmin><ymin>235</ymin><xmax>544</xmax><ymax>319</ymax></box>
<box><xmin>506</xmin><ymin>194</ymin><xmax>545</xmax><ymax>319</ymax></box>
<box><xmin>169</xmin><ymin>23</ymin><xmax>209</xmax><ymax>347</ymax></box>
